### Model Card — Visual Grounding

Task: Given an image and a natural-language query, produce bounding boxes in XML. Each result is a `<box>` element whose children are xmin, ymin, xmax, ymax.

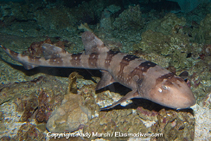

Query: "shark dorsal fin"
<box><xmin>81</xmin><ymin>31</ymin><xmax>109</xmax><ymax>55</ymax></box>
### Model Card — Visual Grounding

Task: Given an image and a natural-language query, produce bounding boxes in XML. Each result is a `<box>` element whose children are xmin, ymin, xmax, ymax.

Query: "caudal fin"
<box><xmin>0</xmin><ymin>45</ymin><xmax>39</xmax><ymax>70</ymax></box>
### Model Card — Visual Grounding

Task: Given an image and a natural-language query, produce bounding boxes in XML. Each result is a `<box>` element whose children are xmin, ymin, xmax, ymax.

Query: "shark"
<box><xmin>0</xmin><ymin>31</ymin><xmax>196</xmax><ymax>110</ymax></box>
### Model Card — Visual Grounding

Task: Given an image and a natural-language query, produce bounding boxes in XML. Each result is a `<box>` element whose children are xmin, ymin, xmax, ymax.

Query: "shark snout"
<box><xmin>177</xmin><ymin>95</ymin><xmax>196</xmax><ymax>109</ymax></box>
<box><xmin>172</xmin><ymin>82</ymin><xmax>196</xmax><ymax>109</ymax></box>
<box><xmin>150</xmin><ymin>78</ymin><xmax>196</xmax><ymax>109</ymax></box>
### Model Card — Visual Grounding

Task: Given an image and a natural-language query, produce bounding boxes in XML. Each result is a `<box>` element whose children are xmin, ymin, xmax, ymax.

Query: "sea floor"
<box><xmin>0</xmin><ymin>0</ymin><xmax>211</xmax><ymax>140</ymax></box>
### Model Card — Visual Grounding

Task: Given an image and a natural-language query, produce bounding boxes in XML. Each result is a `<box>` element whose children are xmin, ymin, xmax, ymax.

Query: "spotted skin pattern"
<box><xmin>0</xmin><ymin>31</ymin><xmax>196</xmax><ymax>110</ymax></box>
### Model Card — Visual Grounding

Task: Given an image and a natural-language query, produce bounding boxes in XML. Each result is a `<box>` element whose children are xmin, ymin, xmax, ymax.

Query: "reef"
<box><xmin>113</xmin><ymin>5</ymin><xmax>143</xmax><ymax>31</ymax></box>
<box><xmin>0</xmin><ymin>69</ymin><xmax>196</xmax><ymax>141</ymax></box>
<box><xmin>146</xmin><ymin>13</ymin><xmax>186</xmax><ymax>35</ymax></box>
<box><xmin>134</xmin><ymin>29</ymin><xmax>191</xmax><ymax>69</ymax></box>
<box><xmin>46</xmin><ymin>72</ymin><xmax>100</xmax><ymax>133</ymax></box>
<box><xmin>0</xmin><ymin>0</ymin><xmax>211</xmax><ymax>140</ymax></box>
<box><xmin>0</xmin><ymin>76</ymin><xmax>65</xmax><ymax>140</ymax></box>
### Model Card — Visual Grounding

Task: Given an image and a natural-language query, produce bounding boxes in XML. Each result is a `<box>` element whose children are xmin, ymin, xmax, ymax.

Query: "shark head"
<box><xmin>148</xmin><ymin>73</ymin><xmax>196</xmax><ymax>109</ymax></box>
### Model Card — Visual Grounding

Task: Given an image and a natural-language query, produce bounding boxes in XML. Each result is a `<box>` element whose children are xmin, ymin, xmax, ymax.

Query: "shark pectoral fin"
<box><xmin>101</xmin><ymin>90</ymin><xmax>140</xmax><ymax>110</ymax></box>
<box><xmin>96</xmin><ymin>70</ymin><xmax>115</xmax><ymax>90</ymax></box>
<box><xmin>42</xmin><ymin>43</ymin><xmax>68</xmax><ymax>59</ymax></box>
<box><xmin>81</xmin><ymin>31</ymin><xmax>109</xmax><ymax>54</ymax></box>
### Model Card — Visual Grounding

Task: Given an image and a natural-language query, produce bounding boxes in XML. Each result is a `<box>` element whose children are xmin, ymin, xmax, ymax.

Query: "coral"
<box><xmin>35</xmin><ymin>89</ymin><xmax>55</xmax><ymax>123</ymax></box>
<box><xmin>0</xmin><ymin>76</ymin><xmax>44</xmax><ymax>105</ymax></box>
<box><xmin>0</xmin><ymin>1</ymin><xmax>45</xmax><ymax>36</ymax></box>
<box><xmin>151</xmin><ymin>109</ymin><xmax>195</xmax><ymax>140</ymax></box>
<box><xmin>189</xmin><ymin>59</ymin><xmax>211</xmax><ymax>102</ymax></box>
<box><xmin>83</xmin><ymin>108</ymin><xmax>195</xmax><ymax>140</ymax></box>
<box><xmin>136</xmin><ymin>30</ymin><xmax>191</xmax><ymax>69</ymax></box>
<box><xmin>14</xmin><ymin>94</ymin><xmax>38</xmax><ymax>122</ymax></box>
<box><xmin>34</xmin><ymin>6</ymin><xmax>77</xmax><ymax>32</ymax></box>
<box><xmin>1</xmin><ymin>1</ymin><xmax>209</xmax><ymax>140</ymax></box>
<box><xmin>0</xmin><ymin>2</ymin><xmax>34</xmax><ymax>25</ymax></box>
<box><xmin>104</xmin><ymin>4</ymin><xmax>121</xmax><ymax>15</ymax></box>
<box><xmin>113</xmin><ymin>5</ymin><xmax>144</xmax><ymax>31</ymax></box>
<box><xmin>195</xmin><ymin>14</ymin><xmax>211</xmax><ymax>44</ymax></box>
<box><xmin>78</xmin><ymin>84</ymin><xmax>100</xmax><ymax>118</ymax></box>
<box><xmin>17</xmin><ymin>123</ymin><xmax>45</xmax><ymax>141</ymax></box>
<box><xmin>83</xmin><ymin>109</ymin><xmax>145</xmax><ymax>140</ymax></box>
<box><xmin>46</xmin><ymin>93</ymin><xmax>91</xmax><ymax>132</ymax></box>
<box><xmin>136</xmin><ymin>107</ymin><xmax>158</xmax><ymax>121</ymax></box>
<box><xmin>46</xmin><ymin>72</ymin><xmax>93</xmax><ymax>132</ymax></box>
<box><xmin>184</xmin><ymin>13</ymin><xmax>211</xmax><ymax>44</ymax></box>
<box><xmin>0</xmin><ymin>76</ymin><xmax>66</xmax><ymax>138</ymax></box>
<box><xmin>147</xmin><ymin>13</ymin><xmax>186</xmax><ymax>35</ymax></box>
<box><xmin>99</xmin><ymin>5</ymin><xmax>121</xmax><ymax>31</ymax></box>
<box><xmin>99</xmin><ymin>14</ymin><xmax>113</xmax><ymax>31</ymax></box>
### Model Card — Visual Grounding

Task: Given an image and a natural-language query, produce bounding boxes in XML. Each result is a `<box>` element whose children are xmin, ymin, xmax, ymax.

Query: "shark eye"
<box><xmin>162</xmin><ymin>85</ymin><xmax>168</xmax><ymax>90</ymax></box>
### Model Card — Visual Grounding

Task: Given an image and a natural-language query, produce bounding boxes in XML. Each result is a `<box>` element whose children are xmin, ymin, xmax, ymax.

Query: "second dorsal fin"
<box><xmin>81</xmin><ymin>31</ymin><xmax>109</xmax><ymax>54</ymax></box>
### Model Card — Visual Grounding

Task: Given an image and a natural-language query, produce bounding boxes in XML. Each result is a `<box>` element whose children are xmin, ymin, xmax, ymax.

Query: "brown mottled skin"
<box><xmin>0</xmin><ymin>31</ymin><xmax>196</xmax><ymax>110</ymax></box>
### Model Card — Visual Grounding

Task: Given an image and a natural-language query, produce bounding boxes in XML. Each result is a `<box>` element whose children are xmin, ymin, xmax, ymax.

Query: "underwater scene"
<box><xmin>0</xmin><ymin>0</ymin><xmax>210</xmax><ymax>140</ymax></box>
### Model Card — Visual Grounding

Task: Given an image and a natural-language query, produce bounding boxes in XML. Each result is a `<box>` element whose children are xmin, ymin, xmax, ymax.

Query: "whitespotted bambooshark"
<box><xmin>0</xmin><ymin>31</ymin><xmax>195</xmax><ymax>110</ymax></box>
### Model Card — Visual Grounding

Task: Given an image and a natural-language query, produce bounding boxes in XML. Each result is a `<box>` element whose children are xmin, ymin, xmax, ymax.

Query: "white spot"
<box><xmin>158</xmin><ymin>88</ymin><xmax>162</xmax><ymax>93</ymax></box>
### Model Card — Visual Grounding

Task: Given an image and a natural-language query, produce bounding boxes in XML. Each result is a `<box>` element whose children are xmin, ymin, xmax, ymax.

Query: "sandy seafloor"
<box><xmin>0</xmin><ymin>0</ymin><xmax>210</xmax><ymax>141</ymax></box>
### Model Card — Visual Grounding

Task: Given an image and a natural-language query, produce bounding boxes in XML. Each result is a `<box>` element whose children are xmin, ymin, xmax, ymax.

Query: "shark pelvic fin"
<box><xmin>96</xmin><ymin>70</ymin><xmax>116</xmax><ymax>90</ymax></box>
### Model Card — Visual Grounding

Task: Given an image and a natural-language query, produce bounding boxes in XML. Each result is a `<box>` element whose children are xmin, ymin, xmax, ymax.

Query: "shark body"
<box><xmin>0</xmin><ymin>31</ymin><xmax>196</xmax><ymax>110</ymax></box>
